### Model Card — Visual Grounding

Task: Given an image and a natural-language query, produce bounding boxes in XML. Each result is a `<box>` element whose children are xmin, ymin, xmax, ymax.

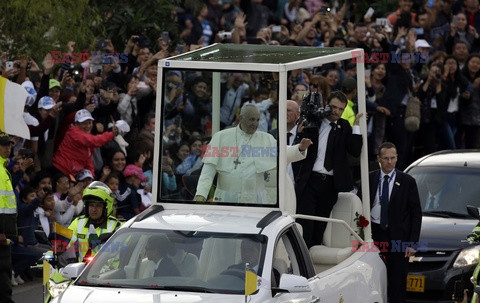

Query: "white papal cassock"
<box><xmin>196</xmin><ymin>125</ymin><xmax>305</xmax><ymax>204</ymax></box>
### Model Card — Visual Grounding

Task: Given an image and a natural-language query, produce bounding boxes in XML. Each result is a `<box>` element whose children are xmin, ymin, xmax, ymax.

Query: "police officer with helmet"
<box><xmin>66</xmin><ymin>181</ymin><xmax>122</xmax><ymax>263</ymax></box>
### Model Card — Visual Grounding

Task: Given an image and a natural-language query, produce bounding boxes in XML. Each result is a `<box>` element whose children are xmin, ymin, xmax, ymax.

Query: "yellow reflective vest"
<box><xmin>0</xmin><ymin>157</ymin><xmax>16</xmax><ymax>215</ymax></box>
<box><xmin>340</xmin><ymin>99</ymin><xmax>356</xmax><ymax>126</ymax></box>
<box><xmin>67</xmin><ymin>215</ymin><xmax>121</xmax><ymax>261</ymax></box>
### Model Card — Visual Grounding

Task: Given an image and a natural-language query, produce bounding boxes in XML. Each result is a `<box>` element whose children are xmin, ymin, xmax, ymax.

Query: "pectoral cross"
<box><xmin>233</xmin><ymin>158</ymin><xmax>241</xmax><ymax>169</ymax></box>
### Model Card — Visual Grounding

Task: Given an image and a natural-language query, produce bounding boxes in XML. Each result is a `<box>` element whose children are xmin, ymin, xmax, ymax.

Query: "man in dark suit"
<box><xmin>369</xmin><ymin>142</ymin><xmax>422</xmax><ymax>303</ymax></box>
<box><xmin>144</xmin><ymin>235</ymin><xmax>180</xmax><ymax>277</ymax></box>
<box><xmin>225</xmin><ymin>238</ymin><xmax>261</xmax><ymax>273</ymax></box>
<box><xmin>422</xmin><ymin>174</ymin><xmax>448</xmax><ymax>211</ymax></box>
<box><xmin>293</xmin><ymin>91</ymin><xmax>363</xmax><ymax>247</ymax></box>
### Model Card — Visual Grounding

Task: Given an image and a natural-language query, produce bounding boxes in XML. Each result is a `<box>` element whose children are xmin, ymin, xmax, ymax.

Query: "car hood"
<box><xmin>57</xmin><ymin>286</ymin><xmax>244</xmax><ymax>303</ymax></box>
<box><xmin>420</xmin><ymin>216</ymin><xmax>477</xmax><ymax>250</ymax></box>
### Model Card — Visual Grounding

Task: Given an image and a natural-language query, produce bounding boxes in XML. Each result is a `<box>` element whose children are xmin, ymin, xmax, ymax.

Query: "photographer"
<box><xmin>416</xmin><ymin>62</ymin><xmax>446</xmax><ymax>156</ymax></box>
<box><xmin>293</xmin><ymin>91</ymin><xmax>364</xmax><ymax>248</ymax></box>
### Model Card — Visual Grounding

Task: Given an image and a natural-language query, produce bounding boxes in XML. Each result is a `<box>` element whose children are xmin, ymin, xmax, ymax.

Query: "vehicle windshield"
<box><xmin>408</xmin><ymin>166</ymin><xmax>480</xmax><ymax>217</ymax></box>
<box><xmin>76</xmin><ymin>229</ymin><xmax>267</xmax><ymax>294</ymax></box>
<box><xmin>159</xmin><ymin>69</ymin><xmax>279</xmax><ymax>207</ymax></box>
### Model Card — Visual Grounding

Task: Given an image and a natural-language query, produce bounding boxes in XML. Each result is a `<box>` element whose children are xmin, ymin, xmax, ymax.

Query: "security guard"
<box><xmin>0</xmin><ymin>131</ymin><xmax>15</xmax><ymax>303</ymax></box>
<box><xmin>67</xmin><ymin>181</ymin><xmax>122</xmax><ymax>262</ymax></box>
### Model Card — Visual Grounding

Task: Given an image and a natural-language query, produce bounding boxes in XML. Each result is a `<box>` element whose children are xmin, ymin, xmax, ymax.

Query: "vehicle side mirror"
<box><xmin>61</xmin><ymin>262</ymin><xmax>86</xmax><ymax>280</ymax></box>
<box><xmin>273</xmin><ymin>274</ymin><xmax>311</xmax><ymax>295</ymax></box>
<box><xmin>98</xmin><ymin>232</ymin><xmax>114</xmax><ymax>244</ymax></box>
<box><xmin>467</xmin><ymin>205</ymin><xmax>480</xmax><ymax>219</ymax></box>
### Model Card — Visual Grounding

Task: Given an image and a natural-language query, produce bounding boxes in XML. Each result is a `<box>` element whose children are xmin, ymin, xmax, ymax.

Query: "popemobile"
<box><xmin>50</xmin><ymin>44</ymin><xmax>387</xmax><ymax>303</ymax></box>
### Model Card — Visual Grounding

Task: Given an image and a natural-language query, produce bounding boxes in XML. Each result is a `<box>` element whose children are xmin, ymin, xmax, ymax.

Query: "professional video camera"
<box><xmin>300</xmin><ymin>91</ymin><xmax>331</xmax><ymax>129</ymax></box>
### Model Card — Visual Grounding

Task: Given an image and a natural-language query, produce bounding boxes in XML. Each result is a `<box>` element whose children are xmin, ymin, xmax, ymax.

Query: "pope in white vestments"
<box><xmin>194</xmin><ymin>104</ymin><xmax>310</xmax><ymax>204</ymax></box>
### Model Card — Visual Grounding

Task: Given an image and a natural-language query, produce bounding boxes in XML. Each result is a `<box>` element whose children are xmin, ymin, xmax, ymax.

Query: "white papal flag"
<box><xmin>0</xmin><ymin>76</ymin><xmax>30</xmax><ymax>139</ymax></box>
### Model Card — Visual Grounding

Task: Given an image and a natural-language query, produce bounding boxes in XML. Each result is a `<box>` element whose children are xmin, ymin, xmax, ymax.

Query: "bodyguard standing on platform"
<box><xmin>369</xmin><ymin>142</ymin><xmax>422</xmax><ymax>303</ymax></box>
<box><xmin>0</xmin><ymin>131</ymin><xmax>16</xmax><ymax>303</ymax></box>
<box><xmin>293</xmin><ymin>91</ymin><xmax>363</xmax><ymax>248</ymax></box>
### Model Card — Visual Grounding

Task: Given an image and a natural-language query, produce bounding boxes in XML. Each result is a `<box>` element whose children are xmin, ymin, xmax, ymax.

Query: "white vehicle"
<box><xmin>52</xmin><ymin>44</ymin><xmax>387</xmax><ymax>303</ymax></box>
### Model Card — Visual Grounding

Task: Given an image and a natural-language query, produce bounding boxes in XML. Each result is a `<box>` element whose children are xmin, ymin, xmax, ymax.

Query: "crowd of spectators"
<box><xmin>2</xmin><ymin>0</ymin><xmax>480</xmax><ymax>285</ymax></box>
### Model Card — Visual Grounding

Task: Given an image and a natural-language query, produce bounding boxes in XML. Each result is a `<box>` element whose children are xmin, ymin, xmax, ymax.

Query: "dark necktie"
<box><xmin>287</xmin><ymin>132</ymin><xmax>292</xmax><ymax>145</ymax></box>
<box><xmin>323</xmin><ymin>122</ymin><xmax>336</xmax><ymax>171</ymax></box>
<box><xmin>380</xmin><ymin>175</ymin><xmax>390</xmax><ymax>230</ymax></box>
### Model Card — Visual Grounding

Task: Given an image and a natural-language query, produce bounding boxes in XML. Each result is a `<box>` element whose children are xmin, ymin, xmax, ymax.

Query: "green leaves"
<box><xmin>0</xmin><ymin>0</ymin><xmax>100</xmax><ymax>62</ymax></box>
<box><xmin>0</xmin><ymin>0</ymin><xmax>178</xmax><ymax>62</ymax></box>
<box><xmin>100</xmin><ymin>0</ymin><xmax>178</xmax><ymax>52</ymax></box>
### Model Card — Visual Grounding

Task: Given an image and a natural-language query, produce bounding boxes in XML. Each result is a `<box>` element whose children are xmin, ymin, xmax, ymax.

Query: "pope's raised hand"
<box><xmin>299</xmin><ymin>138</ymin><xmax>312</xmax><ymax>152</ymax></box>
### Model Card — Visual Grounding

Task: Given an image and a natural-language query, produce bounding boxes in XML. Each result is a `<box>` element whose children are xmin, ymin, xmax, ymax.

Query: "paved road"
<box><xmin>13</xmin><ymin>276</ymin><xmax>43</xmax><ymax>303</ymax></box>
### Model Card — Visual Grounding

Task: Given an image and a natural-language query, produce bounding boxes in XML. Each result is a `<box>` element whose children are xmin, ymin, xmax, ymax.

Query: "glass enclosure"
<box><xmin>159</xmin><ymin>69</ymin><xmax>280</xmax><ymax>206</ymax></box>
<box><xmin>77</xmin><ymin>229</ymin><xmax>267</xmax><ymax>294</ymax></box>
<box><xmin>154</xmin><ymin>44</ymin><xmax>370</xmax><ymax>225</ymax></box>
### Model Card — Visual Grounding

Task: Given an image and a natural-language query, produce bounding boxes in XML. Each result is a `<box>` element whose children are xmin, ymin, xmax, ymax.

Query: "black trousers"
<box><xmin>0</xmin><ymin>244</ymin><xmax>13</xmax><ymax>303</ymax></box>
<box><xmin>296</xmin><ymin>172</ymin><xmax>337</xmax><ymax>248</ymax></box>
<box><xmin>372</xmin><ymin>223</ymin><xmax>408</xmax><ymax>303</ymax></box>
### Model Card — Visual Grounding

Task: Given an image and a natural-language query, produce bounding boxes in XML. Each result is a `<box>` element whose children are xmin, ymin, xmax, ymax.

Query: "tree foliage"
<box><xmin>92</xmin><ymin>0</ymin><xmax>178</xmax><ymax>52</ymax></box>
<box><xmin>0</xmin><ymin>0</ymin><xmax>178</xmax><ymax>62</ymax></box>
<box><xmin>0</xmin><ymin>0</ymin><xmax>103</xmax><ymax>62</ymax></box>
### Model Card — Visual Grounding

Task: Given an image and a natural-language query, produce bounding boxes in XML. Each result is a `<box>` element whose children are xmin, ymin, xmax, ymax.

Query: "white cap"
<box><xmin>115</xmin><ymin>120</ymin><xmax>130</xmax><ymax>133</ymax></box>
<box><xmin>415</xmin><ymin>39</ymin><xmax>431</xmax><ymax>49</ymax></box>
<box><xmin>22</xmin><ymin>81</ymin><xmax>37</xmax><ymax>107</ymax></box>
<box><xmin>75</xmin><ymin>169</ymin><xmax>94</xmax><ymax>181</ymax></box>
<box><xmin>75</xmin><ymin>109</ymin><xmax>94</xmax><ymax>123</ymax></box>
<box><xmin>38</xmin><ymin>96</ymin><xmax>55</xmax><ymax>110</ymax></box>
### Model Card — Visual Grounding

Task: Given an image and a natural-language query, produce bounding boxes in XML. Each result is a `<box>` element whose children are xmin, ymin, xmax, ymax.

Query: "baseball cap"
<box><xmin>49</xmin><ymin>79</ymin><xmax>62</xmax><ymax>90</ymax></box>
<box><xmin>75</xmin><ymin>109</ymin><xmax>94</xmax><ymax>123</ymax></box>
<box><xmin>123</xmin><ymin>164</ymin><xmax>146</xmax><ymax>182</ymax></box>
<box><xmin>0</xmin><ymin>131</ymin><xmax>14</xmax><ymax>146</ymax></box>
<box><xmin>341</xmin><ymin>77</ymin><xmax>357</xmax><ymax>93</ymax></box>
<box><xmin>415</xmin><ymin>39</ymin><xmax>431</xmax><ymax>49</ymax></box>
<box><xmin>38</xmin><ymin>96</ymin><xmax>56</xmax><ymax>110</ymax></box>
<box><xmin>75</xmin><ymin>169</ymin><xmax>94</xmax><ymax>181</ymax></box>
<box><xmin>22</xmin><ymin>81</ymin><xmax>37</xmax><ymax>107</ymax></box>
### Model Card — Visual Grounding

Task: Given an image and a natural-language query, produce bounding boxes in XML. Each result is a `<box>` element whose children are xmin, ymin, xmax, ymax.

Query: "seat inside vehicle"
<box><xmin>198</xmin><ymin>238</ymin><xmax>241</xmax><ymax>281</ymax></box>
<box><xmin>309</xmin><ymin>192</ymin><xmax>363</xmax><ymax>273</ymax></box>
<box><xmin>171</xmin><ymin>247</ymin><xmax>200</xmax><ymax>277</ymax></box>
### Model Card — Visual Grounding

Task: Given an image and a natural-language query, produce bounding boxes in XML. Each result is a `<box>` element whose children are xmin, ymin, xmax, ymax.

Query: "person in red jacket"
<box><xmin>52</xmin><ymin>109</ymin><xmax>118</xmax><ymax>178</ymax></box>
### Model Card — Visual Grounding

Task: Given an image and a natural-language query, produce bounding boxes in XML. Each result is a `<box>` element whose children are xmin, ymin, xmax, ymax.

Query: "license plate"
<box><xmin>406</xmin><ymin>274</ymin><xmax>425</xmax><ymax>292</ymax></box>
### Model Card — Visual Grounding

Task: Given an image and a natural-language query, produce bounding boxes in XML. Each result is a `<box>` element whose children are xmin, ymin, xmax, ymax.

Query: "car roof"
<box><xmin>407</xmin><ymin>150</ymin><xmax>480</xmax><ymax>169</ymax></box>
<box><xmin>129</xmin><ymin>207</ymin><xmax>287</xmax><ymax>234</ymax></box>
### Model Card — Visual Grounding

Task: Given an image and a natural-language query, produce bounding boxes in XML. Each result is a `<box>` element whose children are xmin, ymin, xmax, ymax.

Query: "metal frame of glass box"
<box><xmin>154</xmin><ymin>44</ymin><xmax>371</xmax><ymax>239</ymax></box>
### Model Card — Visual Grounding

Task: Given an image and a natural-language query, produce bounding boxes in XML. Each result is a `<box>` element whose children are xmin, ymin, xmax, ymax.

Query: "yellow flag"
<box><xmin>43</xmin><ymin>260</ymin><xmax>50</xmax><ymax>285</ymax></box>
<box><xmin>245</xmin><ymin>267</ymin><xmax>258</xmax><ymax>296</ymax></box>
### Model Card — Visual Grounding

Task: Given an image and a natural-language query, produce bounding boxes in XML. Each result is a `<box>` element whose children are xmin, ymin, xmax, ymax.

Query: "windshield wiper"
<box><xmin>142</xmin><ymin>285</ymin><xmax>216</xmax><ymax>293</ymax></box>
<box><xmin>423</xmin><ymin>211</ymin><xmax>471</xmax><ymax>218</ymax></box>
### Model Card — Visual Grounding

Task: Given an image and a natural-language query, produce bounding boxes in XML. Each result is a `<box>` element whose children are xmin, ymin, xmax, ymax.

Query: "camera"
<box><xmin>5</xmin><ymin>61</ymin><xmax>14</xmax><ymax>71</ymax></box>
<box><xmin>19</xmin><ymin>148</ymin><xmax>34</xmax><ymax>159</ymax></box>
<box><xmin>319</xmin><ymin>6</ymin><xmax>330</xmax><ymax>15</ymax></box>
<box><xmin>43</xmin><ymin>187</ymin><xmax>52</xmax><ymax>195</ymax></box>
<box><xmin>435</xmin><ymin>72</ymin><xmax>441</xmax><ymax>80</ymax></box>
<box><xmin>162</xmin><ymin>31</ymin><xmax>170</xmax><ymax>44</ymax></box>
<box><xmin>96</xmin><ymin>39</ymin><xmax>108</xmax><ymax>51</ymax></box>
<box><xmin>217</xmin><ymin>32</ymin><xmax>232</xmax><ymax>40</ymax></box>
<box><xmin>300</xmin><ymin>91</ymin><xmax>331</xmax><ymax>129</ymax></box>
